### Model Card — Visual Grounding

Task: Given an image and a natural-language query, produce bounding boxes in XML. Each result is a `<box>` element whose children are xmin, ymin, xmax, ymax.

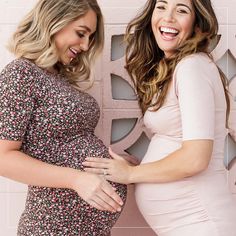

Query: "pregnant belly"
<box><xmin>24</xmin><ymin>132</ymin><xmax>127</xmax><ymax>229</ymax></box>
<box><xmin>50</xmin><ymin>132</ymin><xmax>110</xmax><ymax>169</ymax></box>
<box><xmin>50</xmin><ymin>133</ymin><xmax>128</xmax><ymax>202</ymax></box>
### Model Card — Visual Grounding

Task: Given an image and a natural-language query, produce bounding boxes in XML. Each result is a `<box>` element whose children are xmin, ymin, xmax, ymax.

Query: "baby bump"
<box><xmin>135</xmin><ymin>180</ymin><xmax>210</xmax><ymax>234</ymax></box>
<box><xmin>20</xmin><ymin>132</ymin><xmax>127</xmax><ymax>234</ymax></box>
<box><xmin>54</xmin><ymin>132</ymin><xmax>127</xmax><ymax>199</ymax></box>
<box><xmin>53</xmin><ymin>132</ymin><xmax>112</xmax><ymax>168</ymax></box>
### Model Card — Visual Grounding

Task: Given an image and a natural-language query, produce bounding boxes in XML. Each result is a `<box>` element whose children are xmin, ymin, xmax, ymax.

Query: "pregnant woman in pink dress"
<box><xmin>83</xmin><ymin>0</ymin><xmax>236</xmax><ymax>235</ymax></box>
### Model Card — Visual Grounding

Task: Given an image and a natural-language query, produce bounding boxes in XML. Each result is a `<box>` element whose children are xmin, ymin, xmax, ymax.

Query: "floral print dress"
<box><xmin>0</xmin><ymin>58</ymin><xmax>127</xmax><ymax>236</ymax></box>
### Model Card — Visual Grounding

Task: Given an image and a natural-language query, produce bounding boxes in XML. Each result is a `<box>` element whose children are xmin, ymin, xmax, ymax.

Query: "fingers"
<box><xmin>85</xmin><ymin>157</ymin><xmax>110</xmax><ymax>163</ymax></box>
<box><xmin>83</xmin><ymin>167</ymin><xmax>107</xmax><ymax>175</ymax></box>
<box><xmin>96</xmin><ymin>190</ymin><xmax>122</xmax><ymax>212</ymax></box>
<box><xmin>82</xmin><ymin>158</ymin><xmax>111</xmax><ymax>177</ymax></box>
<box><xmin>89</xmin><ymin>195</ymin><xmax>119</xmax><ymax>212</ymax></box>
<box><xmin>82</xmin><ymin>158</ymin><xmax>109</xmax><ymax>169</ymax></box>
<box><xmin>84</xmin><ymin>168</ymin><xmax>115</xmax><ymax>183</ymax></box>
<box><xmin>87</xmin><ymin>180</ymin><xmax>123</xmax><ymax>212</ymax></box>
<box><xmin>75</xmin><ymin>172</ymin><xmax>124</xmax><ymax>212</ymax></box>
<box><xmin>101</xmin><ymin>181</ymin><xmax>123</xmax><ymax>207</ymax></box>
<box><xmin>88</xmin><ymin>199</ymin><xmax>104</xmax><ymax>211</ymax></box>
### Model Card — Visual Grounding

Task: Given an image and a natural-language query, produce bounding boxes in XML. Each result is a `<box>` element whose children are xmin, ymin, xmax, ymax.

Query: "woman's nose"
<box><xmin>80</xmin><ymin>37</ymin><xmax>90</xmax><ymax>52</ymax></box>
<box><xmin>163</xmin><ymin>9</ymin><xmax>175</xmax><ymax>22</ymax></box>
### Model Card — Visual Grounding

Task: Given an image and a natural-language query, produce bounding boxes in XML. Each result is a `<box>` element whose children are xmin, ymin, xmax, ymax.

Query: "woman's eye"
<box><xmin>76</xmin><ymin>32</ymin><xmax>85</xmax><ymax>38</ymax></box>
<box><xmin>177</xmin><ymin>8</ymin><xmax>188</xmax><ymax>14</ymax></box>
<box><xmin>156</xmin><ymin>5</ymin><xmax>165</xmax><ymax>10</ymax></box>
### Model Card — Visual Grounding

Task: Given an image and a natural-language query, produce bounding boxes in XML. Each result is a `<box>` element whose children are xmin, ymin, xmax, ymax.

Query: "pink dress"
<box><xmin>135</xmin><ymin>53</ymin><xmax>236</xmax><ymax>236</ymax></box>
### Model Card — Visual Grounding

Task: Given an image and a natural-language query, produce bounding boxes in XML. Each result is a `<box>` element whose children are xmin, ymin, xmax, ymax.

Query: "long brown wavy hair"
<box><xmin>8</xmin><ymin>0</ymin><xmax>104</xmax><ymax>86</ymax></box>
<box><xmin>125</xmin><ymin>0</ymin><xmax>230</xmax><ymax>122</ymax></box>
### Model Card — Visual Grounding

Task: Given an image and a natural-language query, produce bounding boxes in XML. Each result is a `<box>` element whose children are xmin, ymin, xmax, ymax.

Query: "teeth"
<box><xmin>70</xmin><ymin>48</ymin><xmax>78</xmax><ymax>55</ymax></box>
<box><xmin>160</xmin><ymin>27</ymin><xmax>178</xmax><ymax>34</ymax></box>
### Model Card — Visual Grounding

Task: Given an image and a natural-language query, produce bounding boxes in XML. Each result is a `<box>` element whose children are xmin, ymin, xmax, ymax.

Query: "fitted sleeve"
<box><xmin>0</xmin><ymin>60</ymin><xmax>36</xmax><ymax>141</ymax></box>
<box><xmin>175</xmin><ymin>55</ymin><xmax>215</xmax><ymax>141</ymax></box>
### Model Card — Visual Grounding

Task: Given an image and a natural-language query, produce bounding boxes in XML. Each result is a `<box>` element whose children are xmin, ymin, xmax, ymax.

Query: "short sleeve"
<box><xmin>0</xmin><ymin>60</ymin><xmax>35</xmax><ymax>141</ymax></box>
<box><xmin>175</xmin><ymin>55</ymin><xmax>215</xmax><ymax>141</ymax></box>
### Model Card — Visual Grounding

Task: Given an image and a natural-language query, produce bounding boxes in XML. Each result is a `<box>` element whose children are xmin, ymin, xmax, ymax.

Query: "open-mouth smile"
<box><xmin>159</xmin><ymin>26</ymin><xmax>179</xmax><ymax>40</ymax></box>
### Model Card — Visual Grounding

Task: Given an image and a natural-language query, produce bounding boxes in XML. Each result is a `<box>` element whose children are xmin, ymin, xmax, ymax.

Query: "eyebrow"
<box><xmin>156</xmin><ymin>0</ymin><xmax>193</xmax><ymax>12</ymax></box>
<box><xmin>156</xmin><ymin>0</ymin><xmax>167</xmax><ymax>3</ymax></box>
<box><xmin>176</xmin><ymin>3</ymin><xmax>192</xmax><ymax>12</ymax></box>
<box><xmin>78</xmin><ymin>25</ymin><xmax>92</xmax><ymax>33</ymax></box>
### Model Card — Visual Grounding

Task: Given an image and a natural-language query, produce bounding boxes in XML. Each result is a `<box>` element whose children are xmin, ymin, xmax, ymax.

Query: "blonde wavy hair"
<box><xmin>125</xmin><ymin>0</ymin><xmax>230</xmax><ymax>121</ymax></box>
<box><xmin>8</xmin><ymin>0</ymin><xmax>104</xmax><ymax>86</ymax></box>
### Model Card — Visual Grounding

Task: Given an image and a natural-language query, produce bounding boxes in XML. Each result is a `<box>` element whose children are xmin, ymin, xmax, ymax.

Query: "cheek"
<box><xmin>54</xmin><ymin>33</ymin><xmax>65</xmax><ymax>51</ymax></box>
<box><xmin>182</xmin><ymin>19</ymin><xmax>195</xmax><ymax>38</ymax></box>
<box><xmin>151</xmin><ymin>11</ymin><xmax>158</xmax><ymax>27</ymax></box>
<box><xmin>151</xmin><ymin>16</ymin><xmax>160</xmax><ymax>35</ymax></box>
<box><xmin>66</xmin><ymin>32</ymin><xmax>81</xmax><ymax>46</ymax></box>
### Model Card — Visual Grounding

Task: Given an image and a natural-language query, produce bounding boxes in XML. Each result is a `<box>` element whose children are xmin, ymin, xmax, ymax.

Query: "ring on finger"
<box><xmin>103</xmin><ymin>169</ymin><xmax>108</xmax><ymax>176</ymax></box>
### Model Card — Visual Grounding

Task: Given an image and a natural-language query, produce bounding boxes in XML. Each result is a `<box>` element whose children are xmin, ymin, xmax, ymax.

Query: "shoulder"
<box><xmin>0</xmin><ymin>58</ymin><xmax>40</xmax><ymax>85</ymax></box>
<box><xmin>175</xmin><ymin>53</ymin><xmax>217</xmax><ymax>75</ymax></box>
<box><xmin>1</xmin><ymin>58</ymin><xmax>36</xmax><ymax>76</ymax></box>
<box><xmin>173</xmin><ymin>53</ymin><xmax>219</xmax><ymax>85</ymax></box>
<box><xmin>0</xmin><ymin>58</ymin><xmax>41</xmax><ymax>94</ymax></box>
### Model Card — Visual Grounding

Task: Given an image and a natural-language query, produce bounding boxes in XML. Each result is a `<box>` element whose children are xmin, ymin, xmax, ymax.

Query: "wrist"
<box><xmin>65</xmin><ymin>167</ymin><xmax>81</xmax><ymax>190</ymax></box>
<box><xmin>127</xmin><ymin>165</ymin><xmax>135</xmax><ymax>184</ymax></box>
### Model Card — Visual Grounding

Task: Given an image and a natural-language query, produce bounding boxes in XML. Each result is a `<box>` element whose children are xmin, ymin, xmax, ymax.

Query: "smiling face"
<box><xmin>151</xmin><ymin>0</ymin><xmax>195</xmax><ymax>57</ymax></box>
<box><xmin>54</xmin><ymin>9</ymin><xmax>97</xmax><ymax>65</ymax></box>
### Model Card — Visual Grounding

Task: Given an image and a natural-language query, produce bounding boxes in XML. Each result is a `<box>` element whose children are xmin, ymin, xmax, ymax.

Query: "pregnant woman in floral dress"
<box><xmin>0</xmin><ymin>0</ymin><xmax>126</xmax><ymax>235</ymax></box>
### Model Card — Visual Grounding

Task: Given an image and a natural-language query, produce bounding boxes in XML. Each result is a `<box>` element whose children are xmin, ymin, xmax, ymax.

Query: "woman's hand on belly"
<box><xmin>83</xmin><ymin>148</ymin><xmax>135</xmax><ymax>185</ymax></box>
<box><xmin>72</xmin><ymin>170</ymin><xmax>124</xmax><ymax>212</ymax></box>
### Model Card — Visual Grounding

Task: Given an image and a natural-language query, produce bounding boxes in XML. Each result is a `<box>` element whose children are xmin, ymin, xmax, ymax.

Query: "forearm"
<box><xmin>129</xmin><ymin>141</ymin><xmax>212</xmax><ymax>184</ymax></box>
<box><xmin>129</xmin><ymin>151</ymin><xmax>189</xmax><ymax>183</ymax></box>
<box><xmin>0</xmin><ymin>150</ymin><xmax>78</xmax><ymax>189</ymax></box>
<box><xmin>0</xmin><ymin>150</ymin><xmax>125</xmax><ymax>212</ymax></box>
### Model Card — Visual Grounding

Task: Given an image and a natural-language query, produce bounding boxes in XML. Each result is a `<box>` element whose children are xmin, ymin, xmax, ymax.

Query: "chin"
<box><xmin>61</xmin><ymin>59</ymin><xmax>71</xmax><ymax>66</ymax></box>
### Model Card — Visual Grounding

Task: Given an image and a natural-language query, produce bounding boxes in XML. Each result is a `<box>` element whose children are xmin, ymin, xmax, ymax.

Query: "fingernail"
<box><xmin>117</xmin><ymin>207</ymin><xmax>122</xmax><ymax>212</ymax></box>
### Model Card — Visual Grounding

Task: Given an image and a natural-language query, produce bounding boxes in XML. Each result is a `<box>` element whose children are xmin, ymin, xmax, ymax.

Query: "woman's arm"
<box><xmin>0</xmin><ymin>139</ymin><xmax>123</xmax><ymax>212</ymax></box>
<box><xmin>0</xmin><ymin>140</ymin><xmax>76</xmax><ymax>187</ymax></box>
<box><xmin>83</xmin><ymin>140</ymin><xmax>213</xmax><ymax>184</ymax></box>
<box><xmin>128</xmin><ymin>139</ymin><xmax>213</xmax><ymax>183</ymax></box>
